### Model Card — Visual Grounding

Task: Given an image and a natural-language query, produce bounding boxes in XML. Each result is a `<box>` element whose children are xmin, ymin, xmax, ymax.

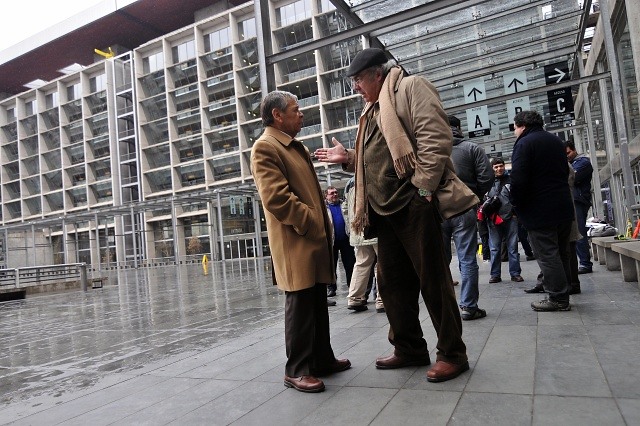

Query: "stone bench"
<box><xmin>590</xmin><ymin>236</ymin><xmax>637</xmax><ymax>271</ymax></box>
<box><xmin>611</xmin><ymin>241</ymin><xmax>640</xmax><ymax>282</ymax></box>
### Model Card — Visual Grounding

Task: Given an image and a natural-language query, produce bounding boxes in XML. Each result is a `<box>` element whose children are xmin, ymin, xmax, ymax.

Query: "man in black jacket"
<box><xmin>510</xmin><ymin>111</ymin><xmax>574</xmax><ymax>311</ymax></box>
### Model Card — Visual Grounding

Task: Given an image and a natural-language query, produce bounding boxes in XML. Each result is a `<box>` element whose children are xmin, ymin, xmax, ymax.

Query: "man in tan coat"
<box><xmin>251</xmin><ymin>90</ymin><xmax>350</xmax><ymax>393</ymax></box>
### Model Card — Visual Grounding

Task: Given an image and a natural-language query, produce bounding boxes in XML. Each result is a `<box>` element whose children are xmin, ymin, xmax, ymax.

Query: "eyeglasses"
<box><xmin>327</xmin><ymin>191</ymin><xmax>338</xmax><ymax>195</ymax></box>
<box><xmin>351</xmin><ymin>71</ymin><xmax>370</xmax><ymax>86</ymax></box>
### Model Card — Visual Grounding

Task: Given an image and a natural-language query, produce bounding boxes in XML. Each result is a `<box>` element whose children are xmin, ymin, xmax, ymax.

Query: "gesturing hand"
<box><xmin>313</xmin><ymin>137</ymin><xmax>348</xmax><ymax>164</ymax></box>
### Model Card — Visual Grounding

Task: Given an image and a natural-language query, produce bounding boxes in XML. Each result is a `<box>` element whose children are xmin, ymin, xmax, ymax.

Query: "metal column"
<box><xmin>95</xmin><ymin>212</ymin><xmax>101</xmax><ymax>273</ymax></box>
<box><xmin>217</xmin><ymin>191</ymin><xmax>226</xmax><ymax>261</ymax></box>
<box><xmin>597</xmin><ymin>62</ymin><xmax>623</xmax><ymax>228</ymax></box>
<box><xmin>599</xmin><ymin>0</ymin><xmax>636</xmax><ymax>222</ymax></box>
<box><xmin>171</xmin><ymin>198</ymin><xmax>179</xmax><ymax>264</ymax></box>
<box><xmin>62</xmin><ymin>218</ymin><xmax>68</xmax><ymax>264</ymax></box>
<box><xmin>31</xmin><ymin>224</ymin><xmax>35</xmax><ymax>267</ymax></box>
<box><xmin>254</xmin><ymin>0</ymin><xmax>275</xmax><ymax>96</ymax></box>
<box><xmin>253</xmin><ymin>196</ymin><xmax>263</xmax><ymax>257</ymax></box>
<box><xmin>131</xmin><ymin>206</ymin><xmax>138</xmax><ymax>269</ymax></box>
<box><xmin>577</xmin><ymin>57</ymin><xmax>603</xmax><ymax>214</ymax></box>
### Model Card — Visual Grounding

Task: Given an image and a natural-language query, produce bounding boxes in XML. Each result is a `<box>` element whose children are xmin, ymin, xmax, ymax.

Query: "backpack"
<box><xmin>586</xmin><ymin>224</ymin><xmax>617</xmax><ymax>237</ymax></box>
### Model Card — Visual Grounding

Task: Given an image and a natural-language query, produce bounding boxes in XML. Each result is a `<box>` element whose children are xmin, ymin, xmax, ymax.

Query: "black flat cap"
<box><xmin>346</xmin><ymin>48</ymin><xmax>388</xmax><ymax>77</ymax></box>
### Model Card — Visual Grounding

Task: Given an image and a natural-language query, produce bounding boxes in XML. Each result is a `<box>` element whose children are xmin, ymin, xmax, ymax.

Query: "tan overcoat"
<box><xmin>251</xmin><ymin>126</ymin><xmax>335</xmax><ymax>292</ymax></box>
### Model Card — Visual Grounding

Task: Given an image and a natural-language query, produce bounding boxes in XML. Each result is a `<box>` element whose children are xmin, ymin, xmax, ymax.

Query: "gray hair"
<box><xmin>260</xmin><ymin>90</ymin><xmax>298</xmax><ymax>127</ymax></box>
<box><xmin>366</xmin><ymin>59</ymin><xmax>397</xmax><ymax>79</ymax></box>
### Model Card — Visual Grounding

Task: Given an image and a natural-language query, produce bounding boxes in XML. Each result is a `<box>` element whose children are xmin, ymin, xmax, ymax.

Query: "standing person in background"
<box><xmin>343</xmin><ymin>177</ymin><xmax>384</xmax><ymax>313</ymax></box>
<box><xmin>325</xmin><ymin>186</ymin><xmax>356</xmax><ymax>298</ymax></box>
<box><xmin>251</xmin><ymin>90</ymin><xmax>350</xmax><ymax>393</ymax></box>
<box><xmin>510</xmin><ymin>110</ymin><xmax>574</xmax><ymax>312</ymax></box>
<box><xmin>478</xmin><ymin>218</ymin><xmax>491</xmax><ymax>263</ymax></box>
<box><xmin>486</xmin><ymin>157</ymin><xmax>523</xmax><ymax>283</ymax></box>
<box><xmin>565</xmin><ymin>140</ymin><xmax>594</xmax><ymax>274</ymax></box>
<box><xmin>441</xmin><ymin>115</ymin><xmax>493</xmax><ymax>320</ymax></box>
<box><xmin>314</xmin><ymin>48</ymin><xmax>473</xmax><ymax>383</ymax></box>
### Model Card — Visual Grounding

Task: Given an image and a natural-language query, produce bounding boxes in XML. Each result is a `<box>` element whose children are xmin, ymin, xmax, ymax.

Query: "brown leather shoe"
<box><xmin>426</xmin><ymin>361</ymin><xmax>470</xmax><ymax>383</ymax></box>
<box><xmin>375</xmin><ymin>353</ymin><xmax>431</xmax><ymax>369</ymax></box>
<box><xmin>313</xmin><ymin>358</ymin><xmax>351</xmax><ymax>376</ymax></box>
<box><xmin>284</xmin><ymin>375</ymin><xmax>325</xmax><ymax>393</ymax></box>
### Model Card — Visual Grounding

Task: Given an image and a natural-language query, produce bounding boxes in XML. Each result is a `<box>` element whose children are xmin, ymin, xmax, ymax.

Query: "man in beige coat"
<box><xmin>251</xmin><ymin>90</ymin><xmax>350</xmax><ymax>393</ymax></box>
<box><xmin>315</xmin><ymin>48</ymin><xmax>471</xmax><ymax>383</ymax></box>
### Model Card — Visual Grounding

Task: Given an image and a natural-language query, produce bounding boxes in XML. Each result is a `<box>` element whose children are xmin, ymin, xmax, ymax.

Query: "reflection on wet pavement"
<box><xmin>0</xmin><ymin>259</ymin><xmax>282</xmax><ymax>405</ymax></box>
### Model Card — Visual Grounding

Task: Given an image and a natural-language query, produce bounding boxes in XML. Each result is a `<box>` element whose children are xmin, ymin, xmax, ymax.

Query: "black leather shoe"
<box><xmin>524</xmin><ymin>285</ymin><xmax>545</xmax><ymax>294</ymax></box>
<box><xmin>569</xmin><ymin>286</ymin><xmax>581</xmax><ymax>295</ymax></box>
<box><xmin>327</xmin><ymin>299</ymin><xmax>336</xmax><ymax>306</ymax></box>
<box><xmin>577</xmin><ymin>267</ymin><xmax>592</xmax><ymax>275</ymax></box>
<box><xmin>348</xmin><ymin>304</ymin><xmax>368</xmax><ymax>312</ymax></box>
<box><xmin>375</xmin><ymin>353</ymin><xmax>431</xmax><ymax>369</ymax></box>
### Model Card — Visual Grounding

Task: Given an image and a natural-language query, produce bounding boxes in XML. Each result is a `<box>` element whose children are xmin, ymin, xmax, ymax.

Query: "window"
<box><xmin>277</xmin><ymin>0</ymin><xmax>313</xmax><ymax>27</ymax></box>
<box><xmin>89</xmin><ymin>74</ymin><xmax>107</xmax><ymax>93</ymax></box>
<box><xmin>172</xmin><ymin>39</ymin><xmax>196</xmax><ymax>64</ymax></box>
<box><xmin>67</xmin><ymin>83</ymin><xmax>81</xmax><ymax>101</ymax></box>
<box><xmin>143</xmin><ymin>51</ymin><xmax>164</xmax><ymax>74</ymax></box>
<box><xmin>25</xmin><ymin>99</ymin><xmax>36</xmax><ymax>116</ymax></box>
<box><xmin>238</xmin><ymin>18</ymin><xmax>257</xmax><ymax>40</ymax></box>
<box><xmin>204</xmin><ymin>27</ymin><xmax>231</xmax><ymax>53</ymax></box>
<box><xmin>45</xmin><ymin>92</ymin><xmax>59</xmax><ymax>109</ymax></box>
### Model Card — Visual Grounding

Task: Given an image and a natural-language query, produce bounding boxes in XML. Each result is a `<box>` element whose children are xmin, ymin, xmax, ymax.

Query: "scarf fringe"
<box><xmin>351</xmin><ymin>215</ymin><xmax>369</xmax><ymax>234</ymax></box>
<box><xmin>393</xmin><ymin>152</ymin><xmax>417</xmax><ymax>179</ymax></box>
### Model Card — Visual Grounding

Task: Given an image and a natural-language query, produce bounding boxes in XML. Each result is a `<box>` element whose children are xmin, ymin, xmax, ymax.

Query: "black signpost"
<box><xmin>544</xmin><ymin>62</ymin><xmax>575</xmax><ymax>123</ymax></box>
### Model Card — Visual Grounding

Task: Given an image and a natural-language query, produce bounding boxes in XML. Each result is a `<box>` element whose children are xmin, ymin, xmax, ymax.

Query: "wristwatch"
<box><xmin>418</xmin><ymin>188</ymin><xmax>433</xmax><ymax>197</ymax></box>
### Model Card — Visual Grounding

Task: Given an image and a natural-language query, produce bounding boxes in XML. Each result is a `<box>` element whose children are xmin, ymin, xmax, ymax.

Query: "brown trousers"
<box><xmin>374</xmin><ymin>194</ymin><xmax>468</xmax><ymax>365</ymax></box>
<box><xmin>284</xmin><ymin>283</ymin><xmax>336</xmax><ymax>377</ymax></box>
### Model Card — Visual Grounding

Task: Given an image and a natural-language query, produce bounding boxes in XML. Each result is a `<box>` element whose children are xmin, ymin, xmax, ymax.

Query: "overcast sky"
<box><xmin>0</xmin><ymin>0</ymin><xmax>106</xmax><ymax>52</ymax></box>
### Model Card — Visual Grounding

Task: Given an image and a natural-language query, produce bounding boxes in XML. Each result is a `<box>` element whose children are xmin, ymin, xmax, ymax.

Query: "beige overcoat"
<box><xmin>251</xmin><ymin>126</ymin><xmax>335</xmax><ymax>292</ymax></box>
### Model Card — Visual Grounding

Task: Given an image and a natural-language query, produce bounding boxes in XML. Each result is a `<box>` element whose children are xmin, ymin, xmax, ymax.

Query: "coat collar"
<box><xmin>263</xmin><ymin>126</ymin><xmax>296</xmax><ymax>146</ymax></box>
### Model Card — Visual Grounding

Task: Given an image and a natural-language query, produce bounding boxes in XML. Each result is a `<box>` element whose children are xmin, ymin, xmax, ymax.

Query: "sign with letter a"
<box><xmin>466</xmin><ymin>106</ymin><xmax>490</xmax><ymax>138</ymax></box>
<box><xmin>463</xmin><ymin>78</ymin><xmax>490</xmax><ymax>138</ymax></box>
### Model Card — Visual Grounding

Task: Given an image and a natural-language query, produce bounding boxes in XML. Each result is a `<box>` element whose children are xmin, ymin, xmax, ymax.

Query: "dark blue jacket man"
<box><xmin>510</xmin><ymin>110</ymin><xmax>574</xmax><ymax>311</ymax></box>
<box><xmin>565</xmin><ymin>140</ymin><xmax>593</xmax><ymax>273</ymax></box>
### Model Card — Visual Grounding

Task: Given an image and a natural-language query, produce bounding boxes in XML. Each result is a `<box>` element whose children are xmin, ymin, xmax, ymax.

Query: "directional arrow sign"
<box><xmin>544</xmin><ymin>62</ymin><xmax>570</xmax><ymax>85</ymax></box>
<box><xmin>503</xmin><ymin>70</ymin><xmax>528</xmax><ymax>94</ymax></box>
<box><xmin>463</xmin><ymin>78</ymin><xmax>486</xmax><ymax>104</ymax></box>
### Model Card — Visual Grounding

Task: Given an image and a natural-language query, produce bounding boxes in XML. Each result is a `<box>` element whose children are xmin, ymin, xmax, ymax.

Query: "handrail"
<box><xmin>0</xmin><ymin>263</ymin><xmax>88</xmax><ymax>291</ymax></box>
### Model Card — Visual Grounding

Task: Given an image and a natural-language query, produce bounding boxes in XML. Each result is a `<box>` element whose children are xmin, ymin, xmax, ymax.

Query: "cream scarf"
<box><xmin>352</xmin><ymin>66</ymin><xmax>417</xmax><ymax>233</ymax></box>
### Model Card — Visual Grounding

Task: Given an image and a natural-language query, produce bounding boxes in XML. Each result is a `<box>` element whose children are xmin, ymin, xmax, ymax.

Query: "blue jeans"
<box><xmin>488</xmin><ymin>217</ymin><xmax>521</xmax><ymax>278</ymax></box>
<box><xmin>442</xmin><ymin>209</ymin><xmax>480</xmax><ymax>309</ymax></box>
<box><xmin>574</xmin><ymin>202</ymin><xmax>592</xmax><ymax>269</ymax></box>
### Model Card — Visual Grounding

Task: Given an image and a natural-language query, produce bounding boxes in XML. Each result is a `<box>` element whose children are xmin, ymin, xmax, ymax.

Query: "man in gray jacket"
<box><xmin>441</xmin><ymin>116</ymin><xmax>494</xmax><ymax>320</ymax></box>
